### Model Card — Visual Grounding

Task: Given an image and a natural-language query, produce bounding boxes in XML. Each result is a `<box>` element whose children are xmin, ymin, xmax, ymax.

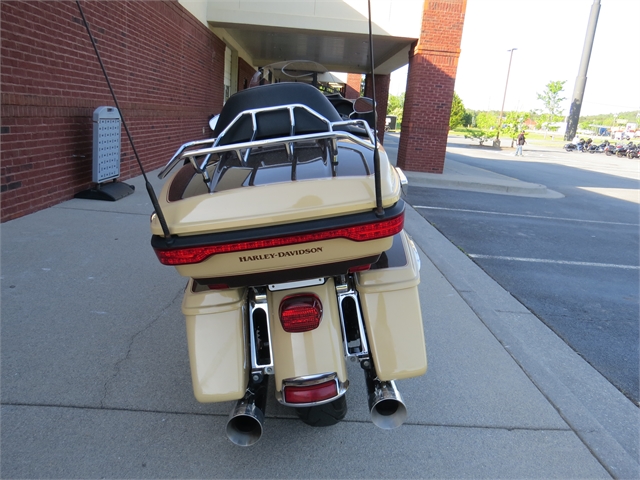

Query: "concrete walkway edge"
<box><xmin>405</xmin><ymin>169</ymin><xmax>565</xmax><ymax>199</ymax></box>
<box><xmin>404</xmin><ymin>204</ymin><xmax>640</xmax><ymax>479</ymax></box>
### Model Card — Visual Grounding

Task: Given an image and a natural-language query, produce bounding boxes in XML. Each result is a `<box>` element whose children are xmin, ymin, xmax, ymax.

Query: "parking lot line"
<box><xmin>413</xmin><ymin>205</ymin><xmax>639</xmax><ymax>227</ymax></box>
<box><xmin>468</xmin><ymin>254</ymin><xmax>639</xmax><ymax>270</ymax></box>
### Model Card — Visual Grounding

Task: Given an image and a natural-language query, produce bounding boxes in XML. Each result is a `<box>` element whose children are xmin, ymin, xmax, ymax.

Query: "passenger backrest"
<box><xmin>214</xmin><ymin>83</ymin><xmax>342</xmax><ymax>146</ymax></box>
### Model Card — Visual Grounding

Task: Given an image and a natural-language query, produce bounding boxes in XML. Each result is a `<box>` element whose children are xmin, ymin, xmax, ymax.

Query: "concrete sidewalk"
<box><xmin>404</xmin><ymin>159</ymin><xmax>564</xmax><ymax>198</ymax></box>
<box><xmin>384</xmin><ymin>132</ymin><xmax>563</xmax><ymax>198</ymax></box>
<box><xmin>1</xmin><ymin>163</ymin><xmax>638</xmax><ymax>478</ymax></box>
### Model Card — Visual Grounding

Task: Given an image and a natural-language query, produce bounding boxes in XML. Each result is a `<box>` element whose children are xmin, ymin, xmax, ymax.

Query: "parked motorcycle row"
<box><xmin>564</xmin><ymin>138</ymin><xmax>639</xmax><ymax>159</ymax></box>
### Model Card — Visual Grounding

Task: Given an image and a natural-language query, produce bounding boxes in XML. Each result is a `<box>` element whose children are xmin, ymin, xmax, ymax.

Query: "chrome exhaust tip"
<box><xmin>225</xmin><ymin>379</ymin><xmax>267</xmax><ymax>447</ymax></box>
<box><xmin>366</xmin><ymin>376</ymin><xmax>407</xmax><ymax>430</ymax></box>
<box><xmin>226</xmin><ymin>401</ymin><xmax>265</xmax><ymax>447</ymax></box>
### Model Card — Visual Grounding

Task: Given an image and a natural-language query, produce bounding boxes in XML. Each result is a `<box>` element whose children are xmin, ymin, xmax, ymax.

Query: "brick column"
<box><xmin>364</xmin><ymin>73</ymin><xmax>390</xmax><ymax>144</ymax></box>
<box><xmin>397</xmin><ymin>0</ymin><xmax>467</xmax><ymax>173</ymax></box>
<box><xmin>345</xmin><ymin>73</ymin><xmax>362</xmax><ymax>99</ymax></box>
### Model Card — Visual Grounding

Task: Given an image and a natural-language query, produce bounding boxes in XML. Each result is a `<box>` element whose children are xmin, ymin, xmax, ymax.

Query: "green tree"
<box><xmin>463</xmin><ymin>111</ymin><xmax>473</xmax><ymax>127</ymax></box>
<box><xmin>537</xmin><ymin>80</ymin><xmax>566</xmax><ymax>128</ymax></box>
<box><xmin>449</xmin><ymin>92</ymin><xmax>466</xmax><ymax>129</ymax></box>
<box><xmin>501</xmin><ymin>111</ymin><xmax>531</xmax><ymax>146</ymax></box>
<box><xmin>476</xmin><ymin>111</ymin><xmax>498</xmax><ymax>130</ymax></box>
<box><xmin>458</xmin><ymin>111</ymin><xmax>499</xmax><ymax>146</ymax></box>
<box><xmin>387</xmin><ymin>92</ymin><xmax>405</xmax><ymax>125</ymax></box>
<box><xmin>461</xmin><ymin>128</ymin><xmax>495</xmax><ymax>146</ymax></box>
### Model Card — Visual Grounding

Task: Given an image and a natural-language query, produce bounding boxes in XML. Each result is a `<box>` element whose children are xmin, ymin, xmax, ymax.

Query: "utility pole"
<box><xmin>565</xmin><ymin>0</ymin><xmax>601</xmax><ymax>141</ymax></box>
<box><xmin>496</xmin><ymin>48</ymin><xmax>517</xmax><ymax>145</ymax></box>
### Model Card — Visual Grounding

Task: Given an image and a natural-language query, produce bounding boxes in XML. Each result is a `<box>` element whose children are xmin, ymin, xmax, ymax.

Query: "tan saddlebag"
<box><xmin>182</xmin><ymin>282</ymin><xmax>248</xmax><ymax>403</ymax></box>
<box><xmin>355</xmin><ymin>231</ymin><xmax>427</xmax><ymax>381</ymax></box>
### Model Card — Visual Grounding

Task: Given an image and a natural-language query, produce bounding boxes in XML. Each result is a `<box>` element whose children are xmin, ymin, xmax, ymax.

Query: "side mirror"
<box><xmin>209</xmin><ymin>115</ymin><xmax>219</xmax><ymax>131</ymax></box>
<box><xmin>353</xmin><ymin>97</ymin><xmax>375</xmax><ymax>114</ymax></box>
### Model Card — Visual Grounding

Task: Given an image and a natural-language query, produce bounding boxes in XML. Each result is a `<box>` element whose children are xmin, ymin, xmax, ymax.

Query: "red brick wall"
<box><xmin>1</xmin><ymin>0</ymin><xmax>225</xmax><ymax>222</ymax></box>
<box><xmin>364</xmin><ymin>73</ymin><xmax>390</xmax><ymax>145</ymax></box>
<box><xmin>237</xmin><ymin>57</ymin><xmax>256</xmax><ymax>91</ymax></box>
<box><xmin>397</xmin><ymin>0</ymin><xmax>467</xmax><ymax>173</ymax></box>
<box><xmin>345</xmin><ymin>73</ymin><xmax>362</xmax><ymax>99</ymax></box>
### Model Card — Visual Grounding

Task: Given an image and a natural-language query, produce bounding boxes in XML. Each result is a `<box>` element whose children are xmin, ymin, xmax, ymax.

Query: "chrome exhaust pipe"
<box><xmin>365</xmin><ymin>372</ymin><xmax>407</xmax><ymax>430</ymax></box>
<box><xmin>226</xmin><ymin>377</ymin><xmax>268</xmax><ymax>446</ymax></box>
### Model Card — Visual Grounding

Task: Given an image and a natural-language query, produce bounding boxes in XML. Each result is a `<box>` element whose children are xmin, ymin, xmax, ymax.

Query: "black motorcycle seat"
<box><xmin>214</xmin><ymin>83</ymin><xmax>343</xmax><ymax>145</ymax></box>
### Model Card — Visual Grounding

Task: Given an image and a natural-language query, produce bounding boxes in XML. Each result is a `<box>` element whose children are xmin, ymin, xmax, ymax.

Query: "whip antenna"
<box><xmin>367</xmin><ymin>0</ymin><xmax>384</xmax><ymax>216</ymax></box>
<box><xmin>76</xmin><ymin>0</ymin><xmax>172</xmax><ymax>241</ymax></box>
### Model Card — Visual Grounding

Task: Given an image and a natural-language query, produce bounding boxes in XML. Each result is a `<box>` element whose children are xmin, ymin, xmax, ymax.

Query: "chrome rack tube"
<box><xmin>158</xmin><ymin>138</ymin><xmax>218</xmax><ymax>179</ymax></box>
<box><xmin>181</xmin><ymin>130</ymin><xmax>375</xmax><ymax>161</ymax></box>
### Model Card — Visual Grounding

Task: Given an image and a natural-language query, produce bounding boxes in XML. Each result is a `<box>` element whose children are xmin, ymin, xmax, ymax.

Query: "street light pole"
<box><xmin>564</xmin><ymin>0</ymin><xmax>601</xmax><ymax>141</ymax></box>
<box><xmin>496</xmin><ymin>48</ymin><xmax>517</xmax><ymax>144</ymax></box>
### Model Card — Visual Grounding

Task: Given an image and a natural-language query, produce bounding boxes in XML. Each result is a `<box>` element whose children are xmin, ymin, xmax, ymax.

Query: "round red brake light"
<box><xmin>279</xmin><ymin>294</ymin><xmax>323</xmax><ymax>333</ymax></box>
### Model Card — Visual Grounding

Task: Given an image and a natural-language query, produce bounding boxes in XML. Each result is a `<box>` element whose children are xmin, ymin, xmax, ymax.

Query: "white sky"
<box><xmin>389</xmin><ymin>0</ymin><xmax>640</xmax><ymax>117</ymax></box>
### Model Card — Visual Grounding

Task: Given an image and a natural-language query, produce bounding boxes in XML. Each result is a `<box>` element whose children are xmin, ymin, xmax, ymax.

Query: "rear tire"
<box><xmin>295</xmin><ymin>395</ymin><xmax>347</xmax><ymax>427</ymax></box>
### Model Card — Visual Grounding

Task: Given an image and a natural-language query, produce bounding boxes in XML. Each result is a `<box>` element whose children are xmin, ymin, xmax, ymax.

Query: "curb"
<box><xmin>405</xmin><ymin>171</ymin><xmax>564</xmax><ymax>199</ymax></box>
<box><xmin>404</xmin><ymin>205</ymin><xmax>640</xmax><ymax>478</ymax></box>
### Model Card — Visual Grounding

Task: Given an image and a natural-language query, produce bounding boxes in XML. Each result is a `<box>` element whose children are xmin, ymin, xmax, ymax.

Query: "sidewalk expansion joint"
<box><xmin>0</xmin><ymin>403</ymin><xmax>574</xmax><ymax>433</ymax></box>
<box><xmin>1</xmin><ymin>402</ymin><xmax>222</xmax><ymax>418</ymax></box>
<box><xmin>55</xmin><ymin>205</ymin><xmax>153</xmax><ymax>217</ymax></box>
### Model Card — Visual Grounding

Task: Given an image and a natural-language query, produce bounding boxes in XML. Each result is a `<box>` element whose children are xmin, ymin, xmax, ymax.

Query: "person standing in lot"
<box><xmin>515</xmin><ymin>131</ymin><xmax>526</xmax><ymax>156</ymax></box>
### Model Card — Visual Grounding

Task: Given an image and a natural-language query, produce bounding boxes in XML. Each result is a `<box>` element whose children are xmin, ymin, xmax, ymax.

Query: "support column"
<box><xmin>345</xmin><ymin>73</ymin><xmax>362</xmax><ymax>99</ymax></box>
<box><xmin>364</xmin><ymin>73</ymin><xmax>390</xmax><ymax>144</ymax></box>
<box><xmin>397</xmin><ymin>0</ymin><xmax>467</xmax><ymax>173</ymax></box>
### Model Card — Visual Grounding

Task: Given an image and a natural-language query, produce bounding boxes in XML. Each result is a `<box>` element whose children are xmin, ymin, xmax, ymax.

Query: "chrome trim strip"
<box><xmin>275</xmin><ymin>372</ymin><xmax>349</xmax><ymax>407</ymax></box>
<box><xmin>267</xmin><ymin>278</ymin><xmax>326</xmax><ymax>292</ymax></box>
<box><xmin>335</xmin><ymin>276</ymin><xmax>370</xmax><ymax>360</ymax></box>
<box><xmin>248</xmin><ymin>287</ymin><xmax>274</xmax><ymax>375</ymax></box>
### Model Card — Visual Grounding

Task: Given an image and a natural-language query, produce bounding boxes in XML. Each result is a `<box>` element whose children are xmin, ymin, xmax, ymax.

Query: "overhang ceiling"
<box><xmin>209</xmin><ymin>21</ymin><xmax>415</xmax><ymax>74</ymax></box>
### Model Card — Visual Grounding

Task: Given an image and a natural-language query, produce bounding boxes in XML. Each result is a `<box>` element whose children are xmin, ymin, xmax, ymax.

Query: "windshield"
<box><xmin>249</xmin><ymin>60</ymin><xmax>345</xmax><ymax>94</ymax></box>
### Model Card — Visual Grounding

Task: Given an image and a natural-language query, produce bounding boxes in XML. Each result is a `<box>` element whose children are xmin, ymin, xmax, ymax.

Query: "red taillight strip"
<box><xmin>155</xmin><ymin>212</ymin><xmax>404</xmax><ymax>265</ymax></box>
<box><xmin>283</xmin><ymin>380</ymin><xmax>339</xmax><ymax>404</ymax></box>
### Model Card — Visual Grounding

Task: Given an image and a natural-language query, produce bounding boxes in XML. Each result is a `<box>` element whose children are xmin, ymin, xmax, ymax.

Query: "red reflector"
<box><xmin>279</xmin><ymin>294</ymin><xmax>322</xmax><ymax>333</ymax></box>
<box><xmin>284</xmin><ymin>380</ymin><xmax>338</xmax><ymax>404</ymax></box>
<box><xmin>206</xmin><ymin>284</ymin><xmax>229</xmax><ymax>290</ymax></box>
<box><xmin>154</xmin><ymin>212</ymin><xmax>404</xmax><ymax>265</ymax></box>
<box><xmin>348</xmin><ymin>264</ymin><xmax>371</xmax><ymax>273</ymax></box>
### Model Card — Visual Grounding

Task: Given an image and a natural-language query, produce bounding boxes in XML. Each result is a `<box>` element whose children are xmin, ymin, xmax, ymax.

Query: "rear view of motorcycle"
<box><xmin>151</xmin><ymin>62</ymin><xmax>427</xmax><ymax>446</ymax></box>
<box><xmin>76</xmin><ymin>0</ymin><xmax>427</xmax><ymax>447</ymax></box>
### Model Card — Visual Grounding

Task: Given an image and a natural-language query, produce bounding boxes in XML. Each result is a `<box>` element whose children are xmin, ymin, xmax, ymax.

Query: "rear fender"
<box><xmin>267</xmin><ymin>277</ymin><xmax>348</xmax><ymax>404</ymax></box>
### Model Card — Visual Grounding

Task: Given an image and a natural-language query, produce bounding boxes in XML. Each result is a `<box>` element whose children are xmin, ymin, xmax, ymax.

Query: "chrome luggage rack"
<box><xmin>158</xmin><ymin>103</ymin><xmax>378</xmax><ymax>194</ymax></box>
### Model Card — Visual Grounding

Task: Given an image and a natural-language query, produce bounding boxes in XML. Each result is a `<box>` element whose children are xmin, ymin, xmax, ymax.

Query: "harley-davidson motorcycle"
<box><xmin>149</xmin><ymin>62</ymin><xmax>427</xmax><ymax>446</ymax></box>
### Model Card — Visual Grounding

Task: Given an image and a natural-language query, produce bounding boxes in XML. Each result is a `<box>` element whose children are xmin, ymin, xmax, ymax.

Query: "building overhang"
<box><xmin>179</xmin><ymin>0</ymin><xmax>421</xmax><ymax>75</ymax></box>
